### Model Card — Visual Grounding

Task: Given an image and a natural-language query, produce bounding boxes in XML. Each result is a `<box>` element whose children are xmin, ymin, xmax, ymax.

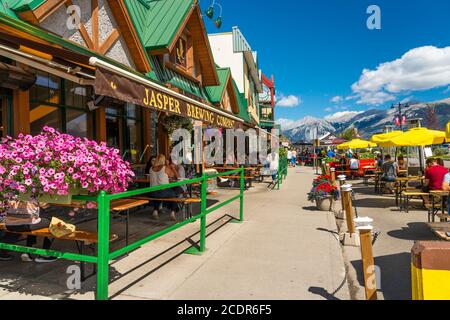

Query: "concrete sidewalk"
<box><xmin>107</xmin><ymin>166</ymin><xmax>349</xmax><ymax>300</ymax></box>
<box><xmin>0</xmin><ymin>167</ymin><xmax>350</xmax><ymax>300</ymax></box>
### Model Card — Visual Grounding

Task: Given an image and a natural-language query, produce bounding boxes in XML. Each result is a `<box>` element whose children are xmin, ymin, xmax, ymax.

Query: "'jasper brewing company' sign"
<box><xmin>95</xmin><ymin>69</ymin><xmax>241</xmax><ymax>129</ymax></box>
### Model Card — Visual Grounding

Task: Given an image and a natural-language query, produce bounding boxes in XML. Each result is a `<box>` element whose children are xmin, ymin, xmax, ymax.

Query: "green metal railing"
<box><xmin>277</xmin><ymin>156</ymin><xmax>289</xmax><ymax>190</ymax></box>
<box><xmin>0</xmin><ymin>167</ymin><xmax>246</xmax><ymax>300</ymax></box>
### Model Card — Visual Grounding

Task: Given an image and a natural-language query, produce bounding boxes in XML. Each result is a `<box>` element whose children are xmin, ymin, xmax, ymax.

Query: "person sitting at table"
<box><xmin>422</xmin><ymin>158</ymin><xmax>449</xmax><ymax>205</ymax></box>
<box><xmin>380</xmin><ymin>155</ymin><xmax>399</xmax><ymax>193</ymax></box>
<box><xmin>0</xmin><ymin>200</ymin><xmax>57</xmax><ymax>263</ymax></box>
<box><xmin>148</xmin><ymin>154</ymin><xmax>180</xmax><ymax>221</ymax></box>
<box><xmin>145</xmin><ymin>156</ymin><xmax>157</xmax><ymax>175</ymax></box>
<box><xmin>349</xmin><ymin>154</ymin><xmax>360</xmax><ymax>178</ymax></box>
<box><xmin>442</xmin><ymin>172</ymin><xmax>450</xmax><ymax>216</ymax></box>
<box><xmin>398</xmin><ymin>155</ymin><xmax>407</xmax><ymax>171</ymax></box>
<box><xmin>376</xmin><ymin>154</ymin><xmax>384</xmax><ymax>170</ymax></box>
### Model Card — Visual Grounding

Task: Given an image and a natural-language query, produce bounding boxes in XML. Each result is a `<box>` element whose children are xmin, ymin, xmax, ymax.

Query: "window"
<box><xmin>29</xmin><ymin>70</ymin><xmax>93</xmax><ymax>138</ymax></box>
<box><xmin>106</xmin><ymin>103</ymin><xmax>144</xmax><ymax>164</ymax></box>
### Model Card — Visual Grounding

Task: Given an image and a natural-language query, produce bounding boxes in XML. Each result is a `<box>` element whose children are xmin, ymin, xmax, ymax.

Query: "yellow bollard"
<box><xmin>411</xmin><ymin>241</ymin><xmax>450</xmax><ymax>300</ymax></box>
<box><xmin>342</xmin><ymin>184</ymin><xmax>359</xmax><ymax>246</ymax></box>
<box><xmin>355</xmin><ymin>217</ymin><xmax>378</xmax><ymax>300</ymax></box>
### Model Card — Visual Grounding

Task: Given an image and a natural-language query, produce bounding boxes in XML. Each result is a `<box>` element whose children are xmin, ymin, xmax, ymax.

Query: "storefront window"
<box><xmin>106</xmin><ymin>103</ymin><xmax>144</xmax><ymax>164</ymax></box>
<box><xmin>29</xmin><ymin>70</ymin><xmax>93</xmax><ymax>138</ymax></box>
<box><xmin>66</xmin><ymin>108</ymin><xmax>90</xmax><ymax>138</ymax></box>
<box><xmin>30</xmin><ymin>103</ymin><xmax>61</xmax><ymax>136</ymax></box>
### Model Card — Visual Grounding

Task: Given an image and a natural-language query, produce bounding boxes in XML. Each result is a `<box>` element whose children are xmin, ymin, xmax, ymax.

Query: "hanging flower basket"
<box><xmin>0</xmin><ymin>127</ymin><xmax>135</xmax><ymax>204</ymax></box>
<box><xmin>161</xmin><ymin>115</ymin><xmax>194</xmax><ymax>135</ymax></box>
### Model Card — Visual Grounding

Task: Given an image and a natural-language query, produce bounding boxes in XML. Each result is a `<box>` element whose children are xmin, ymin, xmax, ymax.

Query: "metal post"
<box><xmin>240</xmin><ymin>166</ymin><xmax>244</xmax><ymax>222</ymax></box>
<box><xmin>199</xmin><ymin>173</ymin><xmax>207</xmax><ymax>253</ymax></box>
<box><xmin>96</xmin><ymin>191</ymin><xmax>110</xmax><ymax>301</ymax></box>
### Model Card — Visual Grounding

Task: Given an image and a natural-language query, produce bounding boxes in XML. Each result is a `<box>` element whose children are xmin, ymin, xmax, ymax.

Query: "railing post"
<box><xmin>96</xmin><ymin>191</ymin><xmax>110</xmax><ymax>301</ymax></box>
<box><xmin>239</xmin><ymin>166</ymin><xmax>245</xmax><ymax>222</ymax></box>
<box><xmin>199</xmin><ymin>173</ymin><xmax>207</xmax><ymax>253</ymax></box>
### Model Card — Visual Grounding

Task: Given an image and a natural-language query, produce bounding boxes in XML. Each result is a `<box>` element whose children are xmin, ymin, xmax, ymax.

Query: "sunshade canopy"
<box><xmin>446</xmin><ymin>122</ymin><xmax>450</xmax><ymax>140</ymax></box>
<box><xmin>371</xmin><ymin>131</ymin><xmax>404</xmax><ymax>148</ymax></box>
<box><xmin>337</xmin><ymin>139</ymin><xmax>377</xmax><ymax>150</ymax></box>
<box><xmin>384</xmin><ymin>128</ymin><xmax>447</xmax><ymax>147</ymax></box>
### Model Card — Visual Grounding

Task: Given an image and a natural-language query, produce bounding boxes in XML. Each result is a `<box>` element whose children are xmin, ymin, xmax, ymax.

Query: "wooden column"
<box><xmin>95</xmin><ymin>107</ymin><xmax>107</xmax><ymax>143</ymax></box>
<box><xmin>142</xmin><ymin>108</ymin><xmax>152</xmax><ymax>162</ymax></box>
<box><xmin>342</xmin><ymin>189</ymin><xmax>356</xmax><ymax>234</ymax></box>
<box><xmin>359</xmin><ymin>227</ymin><xmax>378</xmax><ymax>300</ymax></box>
<box><xmin>12</xmin><ymin>89</ymin><xmax>30</xmax><ymax>137</ymax></box>
<box><xmin>330</xmin><ymin>168</ymin><xmax>336</xmax><ymax>186</ymax></box>
<box><xmin>338</xmin><ymin>176</ymin><xmax>346</xmax><ymax>213</ymax></box>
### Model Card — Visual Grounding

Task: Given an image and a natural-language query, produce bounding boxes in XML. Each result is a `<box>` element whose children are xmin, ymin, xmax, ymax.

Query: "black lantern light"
<box><xmin>204</xmin><ymin>0</ymin><xmax>223</xmax><ymax>29</ymax></box>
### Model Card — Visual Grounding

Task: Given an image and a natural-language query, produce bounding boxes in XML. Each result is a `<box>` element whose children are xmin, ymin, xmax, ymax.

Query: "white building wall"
<box><xmin>208</xmin><ymin>33</ymin><xmax>245</xmax><ymax>93</ymax></box>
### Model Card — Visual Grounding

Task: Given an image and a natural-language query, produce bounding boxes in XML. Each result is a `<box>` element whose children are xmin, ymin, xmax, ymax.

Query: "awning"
<box><xmin>91</xmin><ymin>58</ymin><xmax>244</xmax><ymax>130</ymax></box>
<box><xmin>0</xmin><ymin>61</ymin><xmax>35</xmax><ymax>90</ymax></box>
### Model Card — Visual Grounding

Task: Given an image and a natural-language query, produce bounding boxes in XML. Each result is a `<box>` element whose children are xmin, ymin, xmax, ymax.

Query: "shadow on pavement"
<box><xmin>351</xmin><ymin>252</ymin><xmax>412</xmax><ymax>300</ymax></box>
<box><xmin>387</xmin><ymin>222</ymin><xmax>438</xmax><ymax>241</ymax></box>
<box><xmin>308</xmin><ymin>287</ymin><xmax>340</xmax><ymax>300</ymax></box>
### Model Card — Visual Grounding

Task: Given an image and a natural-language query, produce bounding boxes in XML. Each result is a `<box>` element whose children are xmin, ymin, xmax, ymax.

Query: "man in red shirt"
<box><xmin>424</xmin><ymin>158</ymin><xmax>449</xmax><ymax>191</ymax></box>
<box><xmin>422</xmin><ymin>158</ymin><xmax>449</xmax><ymax>205</ymax></box>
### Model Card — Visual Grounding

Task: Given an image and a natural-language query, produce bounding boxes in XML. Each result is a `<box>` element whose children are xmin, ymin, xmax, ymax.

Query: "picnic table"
<box><xmin>428</xmin><ymin>222</ymin><xmax>450</xmax><ymax>241</ymax></box>
<box><xmin>395</xmin><ymin>176</ymin><xmax>424</xmax><ymax>207</ymax></box>
<box><xmin>429</xmin><ymin>190</ymin><xmax>449</xmax><ymax>223</ymax></box>
<box><xmin>211</xmin><ymin>166</ymin><xmax>256</xmax><ymax>189</ymax></box>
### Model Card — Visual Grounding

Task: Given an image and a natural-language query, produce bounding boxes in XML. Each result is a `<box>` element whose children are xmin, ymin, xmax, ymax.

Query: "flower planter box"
<box><xmin>315</xmin><ymin>196</ymin><xmax>335</xmax><ymax>212</ymax></box>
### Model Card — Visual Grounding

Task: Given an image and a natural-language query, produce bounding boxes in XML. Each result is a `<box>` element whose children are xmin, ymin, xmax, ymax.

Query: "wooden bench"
<box><xmin>132</xmin><ymin>197</ymin><xmax>201</xmax><ymax>220</ymax></box>
<box><xmin>363</xmin><ymin>174</ymin><xmax>376</xmax><ymax>186</ymax></box>
<box><xmin>401</xmin><ymin>191</ymin><xmax>429</xmax><ymax>213</ymax></box>
<box><xmin>110</xmin><ymin>199</ymin><xmax>149</xmax><ymax>246</ymax></box>
<box><xmin>0</xmin><ymin>223</ymin><xmax>118</xmax><ymax>281</ymax></box>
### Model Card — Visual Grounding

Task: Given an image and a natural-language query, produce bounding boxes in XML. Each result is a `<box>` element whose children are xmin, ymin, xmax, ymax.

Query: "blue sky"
<box><xmin>201</xmin><ymin>0</ymin><xmax>450</xmax><ymax>128</ymax></box>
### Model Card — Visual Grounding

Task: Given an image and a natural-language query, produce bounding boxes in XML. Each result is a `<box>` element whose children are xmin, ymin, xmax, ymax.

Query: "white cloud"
<box><xmin>352</xmin><ymin>46</ymin><xmax>450</xmax><ymax>105</ymax></box>
<box><xmin>324</xmin><ymin>107</ymin><xmax>333</xmax><ymax>112</ymax></box>
<box><xmin>324</xmin><ymin>111</ymin><xmax>363</xmax><ymax>123</ymax></box>
<box><xmin>330</xmin><ymin>96</ymin><xmax>344</xmax><ymax>103</ymax></box>
<box><xmin>276</xmin><ymin>94</ymin><xmax>302</xmax><ymax>108</ymax></box>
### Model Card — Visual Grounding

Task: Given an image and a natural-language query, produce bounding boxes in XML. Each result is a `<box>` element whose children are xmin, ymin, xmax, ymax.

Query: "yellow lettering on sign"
<box><xmin>143</xmin><ymin>88</ymin><xmax>149</xmax><ymax>106</ymax></box>
<box><xmin>150</xmin><ymin>91</ymin><xmax>157</xmax><ymax>108</ymax></box>
<box><xmin>163</xmin><ymin>96</ymin><xmax>169</xmax><ymax>110</ymax></box>
<box><xmin>156</xmin><ymin>93</ymin><xmax>163</xmax><ymax>109</ymax></box>
<box><xmin>174</xmin><ymin>100</ymin><xmax>181</xmax><ymax>114</ymax></box>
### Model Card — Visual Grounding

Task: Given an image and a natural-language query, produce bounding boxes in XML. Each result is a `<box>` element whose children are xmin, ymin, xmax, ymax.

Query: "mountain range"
<box><xmin>282</xmin><ymin>98</ymin><xmax>450</xmax><ymax>143</ymax></box>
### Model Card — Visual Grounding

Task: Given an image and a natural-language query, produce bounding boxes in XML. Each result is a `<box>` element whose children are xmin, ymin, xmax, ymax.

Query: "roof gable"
<box><xmin>6</xmin><ymin>0</ymin><xmax>151</xmax><ymax>73</ymax></box>
<box><xmin>206</xmin><ymin>67</ymin><xmax>239</xmax><ymax>114</ymax></box>
<box><xmin>127</xmin><ymin>0</ymin><xmax>218</xmax><ymax>86</ymax></box>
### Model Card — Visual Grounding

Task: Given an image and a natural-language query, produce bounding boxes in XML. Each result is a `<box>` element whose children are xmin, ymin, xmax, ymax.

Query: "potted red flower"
<box><xmin>308</xmin><ymin>175</ymin><xmax>339</xmax><ymax>211</ymax></box>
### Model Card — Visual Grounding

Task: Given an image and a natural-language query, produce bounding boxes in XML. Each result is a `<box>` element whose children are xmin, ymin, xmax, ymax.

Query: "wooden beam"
<box><xmin>107</xmin><ymin>0</ymin><xmax>151</xmax><ymax>73</ymax></box>
<box><xmin>99</xmin><ymin>29</ymin><xmax>119</xmax><ymax>55</ymax></box>
<box><xmin>12</xmin><ymin>89</ymin><xmax>30</xmax><ymax>136</ymax></box>
<box><xmin>17</xmin><ymin>0</ymin><xmax>68</xmax><ymax>24</ymax></box>
<box><xmin>64</xmin><ymin>0</ymin><xmax>94</xmax><ymax>50</ymax></box>
<box><xmin>95</xmin><ymin>107</ymin><xmax>107</xmax><ymax>143</ymax></box>
<box><xmin>91</xmin><ymin>0</ymin><xmax>99</xmax><ymax>51</ymax></box>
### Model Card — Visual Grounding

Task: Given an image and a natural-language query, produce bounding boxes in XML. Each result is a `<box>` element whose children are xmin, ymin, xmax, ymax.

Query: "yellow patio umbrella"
<box><xmin>446</xmin><ymin>121</ymin><xmax>450</xmax><ymax>140</ymax></box>
<box><xmin>371</xmin><ymin>131</ymin><xmax>404</xmax><ymax>147</ymax></box>
<box><xmin>386</xmin><ymin>127</ymin><xmax>447</xmax><ymax>147</ymax></box>
<box><xmin>337</xmin><ymin>139</ymin><xmax>377</xmax><ymax>150</ymax></box>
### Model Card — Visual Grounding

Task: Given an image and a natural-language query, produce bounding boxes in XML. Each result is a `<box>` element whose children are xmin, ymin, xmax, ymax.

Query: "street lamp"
<box><xmin>204</xmin><ymin>0</ymin><xmax>223</xmax><ymax>29</ymax></box>
<box><xmin>391</xmin><ymin>102</ymin><xmax>410</xmax><ymax>131</ymax></box>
